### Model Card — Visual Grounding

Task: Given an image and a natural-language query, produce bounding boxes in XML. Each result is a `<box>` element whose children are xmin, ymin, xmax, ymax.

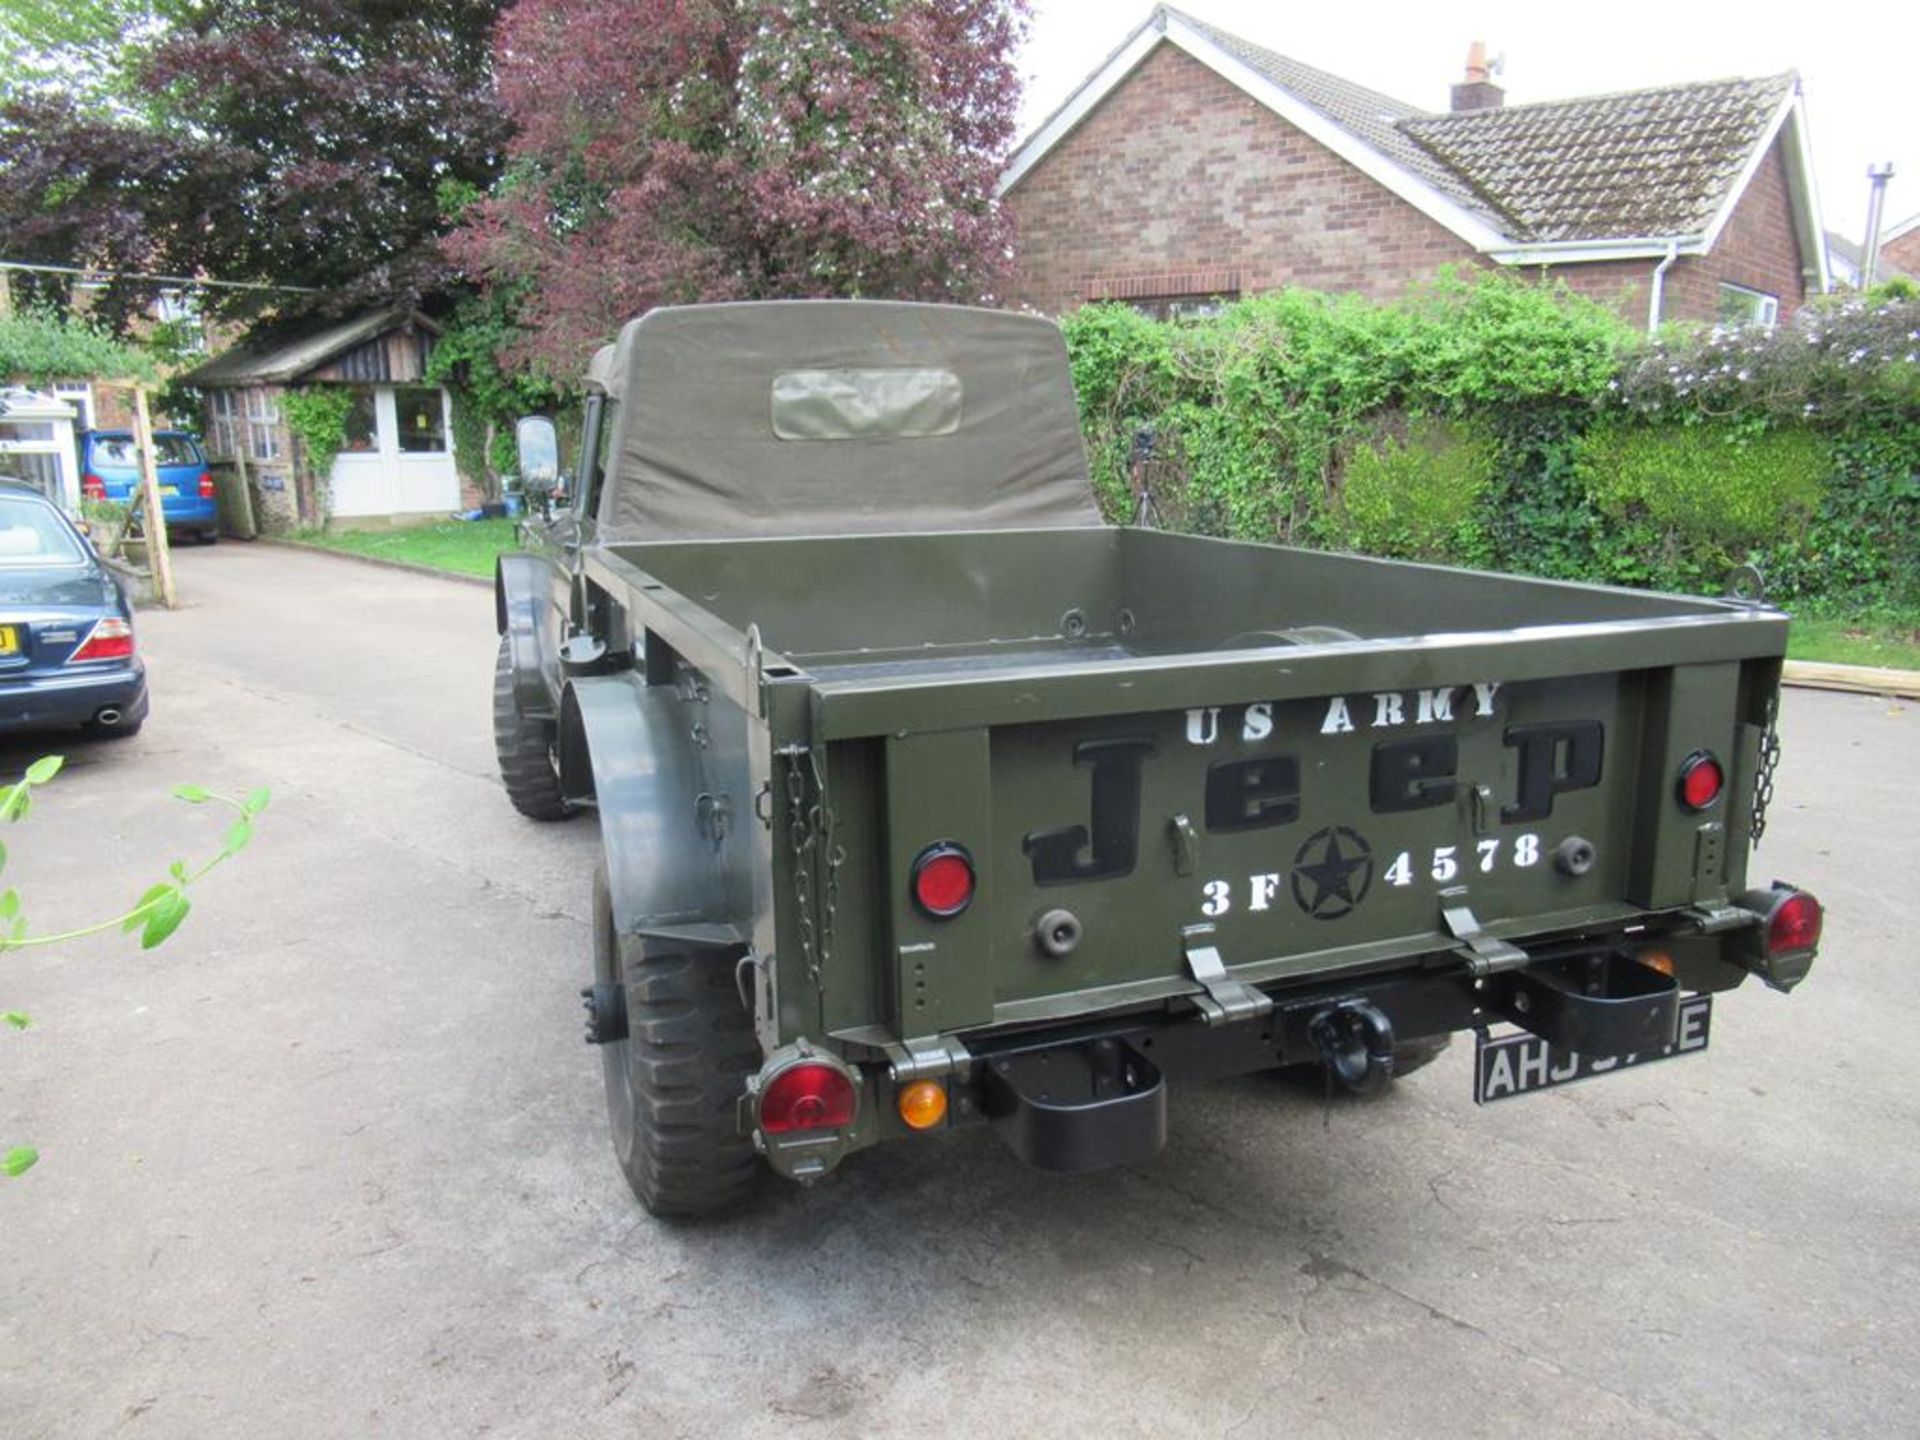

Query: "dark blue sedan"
<box><xmin>0</xmin><ymin>480</ymin><xmax>147</xmax><ymax>739</ymax></box>
<box><xmin>79</xmin><ymin>428</ymin><xmax>220</xmax><ymax>544</ymax></box>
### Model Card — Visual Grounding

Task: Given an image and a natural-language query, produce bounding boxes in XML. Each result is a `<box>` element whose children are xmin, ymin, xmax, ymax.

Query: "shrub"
<box><xmin>1337</xmin><ymin>417</ymin><xmax>1494</xmax><ymax>562</ymax></box>
<box><xmin>1060</xmin><ymin>270</ymin><xmax>1628</xmax><ymax>545</ymax></box>
<box><xmin>1575</xmin><ymin>422</ymin><xmax>1826</xmax><ymax>586</ymax></box>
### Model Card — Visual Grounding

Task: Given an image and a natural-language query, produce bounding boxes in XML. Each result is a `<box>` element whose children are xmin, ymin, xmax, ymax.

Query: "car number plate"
<box><xmin>159</xmin><ymin>485</ymin><xmax>179</xmax><ymax>497</ymax></box>
<box><xmin>0</xmin><ymin>626</ymin><xmax>16</xmax><ymax>655</ymax></box>
<box><xmin>1473</xmin><ymin>995</ymin><xmax>1712</xmax><ymax>1104</ymax></box>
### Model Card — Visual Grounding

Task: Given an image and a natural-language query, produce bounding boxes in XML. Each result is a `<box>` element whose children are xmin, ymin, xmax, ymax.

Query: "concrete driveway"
<box><xmin>2</xmin><ymin>543</ymin><xmax>1915</xmax><ymax>1439</ymax></box>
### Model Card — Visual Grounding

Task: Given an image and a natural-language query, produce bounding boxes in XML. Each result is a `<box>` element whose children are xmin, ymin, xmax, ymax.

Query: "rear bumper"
<box><xmin>753</xmin><ymin>908</ymin><xmax>1813</xmax><ymax>1181</ymax></box>
<box><xmin>0</xmin><ymin>663</ymin><xmax>148</xmax><ymax>733</ymax></box>
<box><xmin>162</xmin><ymin>497</ymin><xmax>218</xmax><ymax>530</ymax></box>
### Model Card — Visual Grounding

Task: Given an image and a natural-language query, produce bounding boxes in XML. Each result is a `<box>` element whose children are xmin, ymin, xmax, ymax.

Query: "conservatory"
<box><xmin>0</xmin><ymin>388</ymin><xmax>80</xmax><ymax>511</ymax></box>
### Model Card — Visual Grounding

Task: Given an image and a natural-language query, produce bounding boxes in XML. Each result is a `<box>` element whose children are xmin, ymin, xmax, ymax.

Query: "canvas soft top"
<box><xmin>596</xmin><ymin>301</ymin><xmax>1103</xmax><ymax>541</ymax></box>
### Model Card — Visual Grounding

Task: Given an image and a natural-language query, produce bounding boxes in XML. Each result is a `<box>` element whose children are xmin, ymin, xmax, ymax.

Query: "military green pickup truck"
<box><xmin>494</xmin><ymin>301</ymin><xmax>1821</xmax><ymax>1216</ymax></box>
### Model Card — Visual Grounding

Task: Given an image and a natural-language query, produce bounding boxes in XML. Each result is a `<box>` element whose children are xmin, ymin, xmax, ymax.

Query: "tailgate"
<box><xmin>863</xmin><ymin>662</ymin><xmax>1761</xmax><ymax>1033</ymax></box>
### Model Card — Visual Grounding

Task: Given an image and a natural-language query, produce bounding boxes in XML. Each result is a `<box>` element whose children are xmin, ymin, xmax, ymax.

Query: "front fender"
<box><xmin>560</xmin><ymin>671</ymin><xmax>752</xmax><ymax>947</ymax></box>
<box><xmin>495</xmin><ymin>553</ymin><xmax>557</xmax><ymax>721</ymax></box>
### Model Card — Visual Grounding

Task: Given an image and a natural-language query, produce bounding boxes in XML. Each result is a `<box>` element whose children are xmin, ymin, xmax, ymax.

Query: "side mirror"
<box><xmin>515</xmin><ymin>415</ymin><xmax>560</xmax><ymax>495</ymax></box>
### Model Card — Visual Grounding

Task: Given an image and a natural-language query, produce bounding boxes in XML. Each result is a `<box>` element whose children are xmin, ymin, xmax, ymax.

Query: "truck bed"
<box><xmin>589</xmin><ymin>526</ymin><xmax>1784</xmax><ymax>1044</ymax></box>
<box><xmin>609</xmin><ymin>526</ymin><xmax>1765</xmax><ymax>668</ymax></box>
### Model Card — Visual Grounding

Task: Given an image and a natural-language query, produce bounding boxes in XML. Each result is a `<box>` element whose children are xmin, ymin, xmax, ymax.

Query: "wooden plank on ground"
<box><xmin>1782</xmin><ymin>660</ymin><xmax>1920</xmax><ymax>699</ymax></box>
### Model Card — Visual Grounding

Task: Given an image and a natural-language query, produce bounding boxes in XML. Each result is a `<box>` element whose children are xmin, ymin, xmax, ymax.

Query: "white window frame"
<box><xmin>1718</xmin><ymin>283</ymin><xmax>1779</xmax><ymax>329</ymax></box>
<box><xmin>206</xmin><ymin>390</ymin><xmax>238</xmax><ymax>458</ymax></box>
<box><xmin>243</xmin><ymin>389</ymin><xmax>280</xmax><ymax>462</ymax></box>
<box><xmin>52</xmin><ymin>382</ymin><xmax>95</xmax><ymax>432</ymax></box>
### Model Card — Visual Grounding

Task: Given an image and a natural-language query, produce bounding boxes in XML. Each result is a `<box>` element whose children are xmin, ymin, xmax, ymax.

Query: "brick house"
<box><xmin>1002</xmin><ymin>6</ymin><xmax>1828</xmax><ymax>329</ymax></box>
<box><xmin>1827</xmin><ymin>228</ymin><xmax>1915</xmax><ymax>290</ymax></box>
<box><xmin>1880</xmin><ymin>213</ymin><xmax>1920</xmax><ymax>278</ymax></box>
<box><xmin>182</xmin><ymin>308</ymin><xmax>465</xmax><ymax>530</ymax></box>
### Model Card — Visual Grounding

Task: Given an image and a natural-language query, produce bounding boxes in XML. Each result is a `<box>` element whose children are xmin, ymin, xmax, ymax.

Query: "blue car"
<box><xmin>79</xmin><ymin>428</ymin><xmax>220</xmax><ymax>544</ymax></box>
<box><xmin>0</xmin><ymin>480</ymin><xmax>148</xmax><ymax>739</ymax></box>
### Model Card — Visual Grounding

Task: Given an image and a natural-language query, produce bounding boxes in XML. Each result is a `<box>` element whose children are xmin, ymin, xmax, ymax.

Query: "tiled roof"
<box><xmin>182</xmin><ymin>308</ymin><xmax>418</xmax><ymax>387</ymax></box>
<box><xmin>1401</xmin><ymin>75</ymin><xmax>1796</xmax><ymax>242</ymax></box>
<box><xmin>1151</xmin><ymin>7</ymin><xmax>1794</xmax><ymax>246</ymax></box>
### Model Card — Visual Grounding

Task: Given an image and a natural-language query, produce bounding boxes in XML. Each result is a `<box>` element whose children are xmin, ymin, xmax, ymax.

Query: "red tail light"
<box><xmin>911</xmin><ymin>842</ymin><xmax>976</xmax><ymax>918</ymax></box>
<box><xmin>759</xmin><ymin>1061</ymin><xmax>858</xmax><ymax>1135</ymax></box>
<box><xmin>1767</xmin><ymin>890</ymin><xmax>1822</xmax><ymax>955</ymax></box>
<box><xmin>68</xmin><ymin>617</ymin><xmax>134</xmax><ymax>664</ymax></box>
<box><xmin>82</xmin><ymin>474</ymin><xmax>107</xmax><ymax>501</ymax></box>
<box><xmin>1676</xmin><ymin>751</ymin><xmax>1724</xmax><ymax>811</ymax></box>
<box><xmin>197</xmin><ymin>470</ymin><xmax>216</xmax><ymax>499</ymax></box>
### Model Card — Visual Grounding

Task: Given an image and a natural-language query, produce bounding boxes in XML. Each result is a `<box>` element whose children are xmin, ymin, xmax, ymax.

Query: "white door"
<box><xmin>327</xmin><ymin>386</ymin><xmax>459</xmax><ymax>519</ymax></box>
<box><xmin>327</xmin><ymin>387</ymin><xmax>387</xmax><ymax>518</ymax></box>
<box><xmin>389</xmin><ymin>386</ymin><xmax>459</xmax><ymax>514</ymax></box>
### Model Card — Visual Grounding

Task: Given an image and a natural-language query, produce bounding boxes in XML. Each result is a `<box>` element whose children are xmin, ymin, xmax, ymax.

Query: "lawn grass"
<box><xmin>288</xmin><ymin>518</ymin><xmax>520</xmax><ymax>579</ymax></box>
<box><xmin>1786</xmin><ymin>610</ymin><xmax>1920</xmax><ymax>671</ymax></box>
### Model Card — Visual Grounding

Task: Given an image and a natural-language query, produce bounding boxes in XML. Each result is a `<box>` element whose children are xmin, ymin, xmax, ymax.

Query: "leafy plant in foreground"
<box><xmin>2</xmin><ymin>756</ymin><xmax>270</xmax><ymax>1178</ymax></box>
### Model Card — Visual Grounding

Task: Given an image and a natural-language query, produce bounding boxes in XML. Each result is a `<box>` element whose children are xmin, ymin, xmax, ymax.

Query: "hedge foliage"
<box><xmin>1062</xmin><ymin>274</ymin><xmax>1919</xmax><ymax>611</ymax></box>
<box><xmin>0</xmin><ymin>309</ymin><xmax>156</xmax><ymax>386</ymax></box>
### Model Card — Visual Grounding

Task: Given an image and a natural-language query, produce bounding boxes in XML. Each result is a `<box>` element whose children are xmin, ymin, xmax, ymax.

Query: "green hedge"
<box><xmin>1061</xmin><ymin>275</ymin><xmax>1919</xmax><ymax>609</ymax></box>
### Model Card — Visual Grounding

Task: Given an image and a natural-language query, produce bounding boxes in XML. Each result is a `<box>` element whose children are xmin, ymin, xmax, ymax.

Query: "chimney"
<box><xmin>1451</xmin><ymin>41</ymin><xmax>1504</xmax><ymax>112</ymax></box>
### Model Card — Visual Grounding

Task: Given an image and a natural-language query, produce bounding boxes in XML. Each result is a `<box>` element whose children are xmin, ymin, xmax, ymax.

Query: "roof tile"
<box><xmin>1158</xmin><ymin>7</ymin><xmax>1793</xmax><ymax>246</ymax></box>
<box><xmin>1401</xmin><ymin>75</ymin><xmax>1795</xmax><ymax>242</ymax></box>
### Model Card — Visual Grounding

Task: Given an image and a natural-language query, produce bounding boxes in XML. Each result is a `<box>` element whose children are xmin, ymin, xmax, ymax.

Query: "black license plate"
<box><xmin>1473</xmin><ymin>995</ymin><xmax>1712</xmax><ymax>1104</ymax></box>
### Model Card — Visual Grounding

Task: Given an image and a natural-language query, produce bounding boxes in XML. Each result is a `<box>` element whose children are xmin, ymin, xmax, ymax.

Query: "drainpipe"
<box><xmin>1647</xmin><ymin>241</ymin><xmax>1679</xmax><ymax>335</ymax></box>
<box><xmin>1861</xmin><ymin>163</ymin><xmax>1896</xmax><ymax>288</ymax></box>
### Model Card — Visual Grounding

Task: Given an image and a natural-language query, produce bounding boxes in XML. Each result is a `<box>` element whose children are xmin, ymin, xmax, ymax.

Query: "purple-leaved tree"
<box><xmin>0</xmin><ymin>1</ymin><xmax>510</xmax><ymax>328</ymax></box>
<box><xmin>448</xmin><ymin>0</ymin><xmax>1029</xmax><ymax>377</ymax></box>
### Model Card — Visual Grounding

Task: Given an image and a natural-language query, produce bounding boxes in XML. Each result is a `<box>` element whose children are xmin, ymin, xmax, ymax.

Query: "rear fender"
<box><xmin>495</xmin><ymin>553</ymin><xmax>556</xmax><ymax>721</ymax></box>
<box><xmin>559</xmin><ymin>671</ymin><xmax>752</xmax><ymax>947</ymax></box>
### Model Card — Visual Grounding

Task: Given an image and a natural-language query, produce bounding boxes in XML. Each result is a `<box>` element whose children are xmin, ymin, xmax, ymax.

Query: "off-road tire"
<box><xmin>593</xmin><ymin>865</ymin><xmax>761</xmax><ymax>1217</ymax></box>
<box><xmin>492</xmin><ymin>634</ymin><xmax>573</xmax><ymax>821</ymax></box>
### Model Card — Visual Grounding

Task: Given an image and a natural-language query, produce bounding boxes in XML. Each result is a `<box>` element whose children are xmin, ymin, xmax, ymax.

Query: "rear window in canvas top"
<box><xmin>771</xmin><ymin>369</ymin><xmax>963</xmax><ymax>441</ymax></box>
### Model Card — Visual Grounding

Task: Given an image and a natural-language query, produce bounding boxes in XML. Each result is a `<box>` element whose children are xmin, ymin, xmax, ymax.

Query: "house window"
<box><xmin>153</xmin><ymin>290</ymin><xmax>207</xmax><ymax>354</ymax></box>
<box><xmin>207</xmin><ymin>390</ymin><xmax>238</xmax><ymax>458</ymax></box>
<box><xmin>1717</xmin><ymin>284</ymin><xmax>1778</xmax><ymax>329</ymax></box>
<box><xmin>394</xmin><ymin>387</ymin><xmax>447</xmax><ymax>453</ymax></box>
<box><xmin>52</xmin><ymin>382</ymin><xmax>94</xmax><ymax>431</ymax></box>
<box><xmin>1128</xmin><ymin>293</ymin><xmax>1237</xmax><ymax>322</ymax></box>
<box><xmin>244</xmin><ymin>389</ymin><xmax>280</xmax><ymax>462</ymax></box>
<box><xmin>341</xmin><ymin>389</ymin><xmax>379</xmax><ymax>453</ymax></box>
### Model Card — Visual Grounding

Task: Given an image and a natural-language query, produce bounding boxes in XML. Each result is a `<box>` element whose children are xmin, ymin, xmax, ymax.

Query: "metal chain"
<box><xmin>782</xmin><ymin>750</ymin><xmax>819</xmax><ymax>986</ymax></box>
<box><xmin>819</xmin><ymin>800</ymin><xmax>845</xmax><ymax>981</ymax></box>
<box><xmin>779</xmin><ymin>747</ymin><xmax>842</xmax><ymax>990</ymax></box>
<box><xmin>1751</xmin><ymin>691</ymin><xmax>1782</xmax><ymax>843</ymax></box>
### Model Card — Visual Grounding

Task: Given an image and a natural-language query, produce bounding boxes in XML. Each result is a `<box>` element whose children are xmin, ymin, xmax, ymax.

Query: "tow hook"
<box><xmin>579</xmin><ymin>982</ymin><xmax>628</xmax><ymax>1045</ymax></box>
<box><xmin>1307</xmin><ymin>999</ymin><xmax>1396</xmax><ymax>1095</ymax></box>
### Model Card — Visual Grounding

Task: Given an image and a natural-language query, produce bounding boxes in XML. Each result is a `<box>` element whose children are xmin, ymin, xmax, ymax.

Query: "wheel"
<box><xmin>197</xmin><ymin>530</ymin><xmax>219</xmax><ymax>546</ymax></box>
<box><xmin>592</xmin><ymin>865</ymin><xmax>761</xmax><ymax>1217</ymax></box>
<box><xmin>491</xmin><ymin>634</ymin><xmax>574</xmax><ymax>820</ymax></box>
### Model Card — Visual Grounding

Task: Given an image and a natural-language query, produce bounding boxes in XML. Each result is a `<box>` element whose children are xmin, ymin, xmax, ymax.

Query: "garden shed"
<box><xmin>182</xmin><ymin>308</ymin><xmax>459</xmax><ymax>528</ymax></box>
